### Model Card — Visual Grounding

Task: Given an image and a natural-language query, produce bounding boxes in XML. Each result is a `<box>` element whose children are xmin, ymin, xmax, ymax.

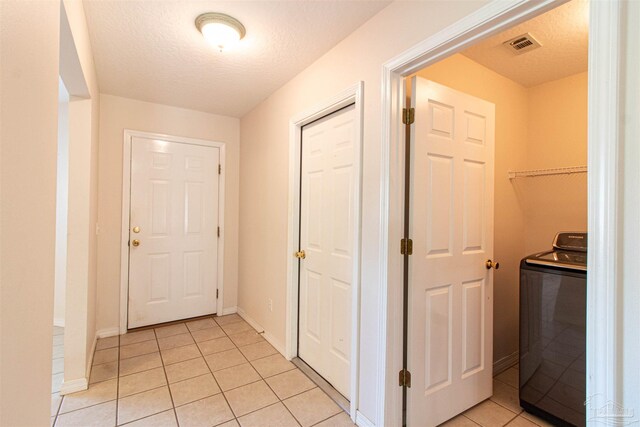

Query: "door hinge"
<box><xmin>402</xmin><ymin>108</ymin><xmax>415</xmax><ymax>125</ymax></box>
<box><xmin>218</xmin><ymin>164</ymin><xmax>222</xmax><ymax>175</ymax></box>
<box><xmin>216</xmin><ymin>289</ymin><xmax>219</xmax><ymax>299</ymax></box>
<box><xmin>399</xmin><ymin>369</ymin><xmax>412</xmax><ymax>387</ymax></box>
<box><xmin>400</xmin><ymin>238</ymin><xmax>413</xmax><ymax>255</ymax></box>
<box><xmin>217</xmin><ymin>226</ymin><xmax>220</xmax><ymax>237</ymax></box>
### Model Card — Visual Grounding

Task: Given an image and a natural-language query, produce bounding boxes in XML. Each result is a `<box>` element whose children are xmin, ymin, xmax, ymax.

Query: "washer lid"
<box><xmin>525</xmin><ymin>250</ymin><xmax>587</xmax><ymax>272</ymax></box>
<box><xmin>553</xmin><ymin>232</ymin><xmax>587</xmax><ymax>252</ymax></box>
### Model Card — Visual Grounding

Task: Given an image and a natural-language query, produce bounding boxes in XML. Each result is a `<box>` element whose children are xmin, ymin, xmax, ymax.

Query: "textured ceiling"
<box><xmin>461</xmin><ymin>0</ymin><xmax>589</xmax><ymax>87</ymax></box>
<box><xmin>83</xmin><ymin>0</ymin><xmax>391</xmax><ymax>117</ymax></box>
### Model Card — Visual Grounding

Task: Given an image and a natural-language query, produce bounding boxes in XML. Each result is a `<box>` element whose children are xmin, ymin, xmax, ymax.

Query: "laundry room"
<box><xmin>405</xmin><ymin>0</ymin><xmax>588</xmax><ymax>425</ymax></box>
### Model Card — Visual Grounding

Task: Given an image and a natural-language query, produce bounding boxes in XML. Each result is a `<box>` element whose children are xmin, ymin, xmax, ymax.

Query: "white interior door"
<box><xmin>298</xmin><ymin>105</ymin><xmax>357</xmax><ymax>399</ymax></box>
<box><xmin>408</xmin><ymin>77</ymin><xmax>495</xmax><ymax>426</ymax></box>
<box><xmin>128</xmin><ymin>136</ymin><xmax>220</xmax><ymax>329</ymax></box>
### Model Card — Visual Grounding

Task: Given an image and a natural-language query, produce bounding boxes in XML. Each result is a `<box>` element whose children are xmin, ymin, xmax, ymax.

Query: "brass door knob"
<box><xmin>295</xmin><ymin>250</ymin><xmax>306</xmax><ymax>259</ymax></box>
<box><xmin>132</xmin><ymin>226</ymin><xmax>140</xmax><ymax>233</ymax></box>
<box><xmin>132</xmin><ymin>239</ymin><xmax>140</xmax><ymax>247</ymax></box>
<box><xmin>486</xmin><ymin>259</ymin><xmax>500</xmax><ymax>270</ymax></box>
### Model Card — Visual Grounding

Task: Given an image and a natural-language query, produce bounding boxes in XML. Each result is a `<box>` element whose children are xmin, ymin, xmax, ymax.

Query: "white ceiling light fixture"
<box><xmin>196</xmin><ymin>12</ymin><xmax>246</xmax><ymax>52</ymax></box>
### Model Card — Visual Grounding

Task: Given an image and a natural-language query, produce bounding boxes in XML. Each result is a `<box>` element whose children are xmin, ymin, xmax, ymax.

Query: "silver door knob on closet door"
<box><xmin>485</xmin><ymin>259</ymin><xmax>499</xmax><ymax>270</ymax></box>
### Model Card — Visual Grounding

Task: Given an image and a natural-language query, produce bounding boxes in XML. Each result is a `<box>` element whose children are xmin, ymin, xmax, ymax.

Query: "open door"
<box><xmin>407</xmin><ymin>77</ymin><xmax>495</xmax><ymax>426</ymax></box>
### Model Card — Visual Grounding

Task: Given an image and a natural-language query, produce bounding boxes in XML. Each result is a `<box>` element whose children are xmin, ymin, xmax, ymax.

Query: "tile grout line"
<box><xmin>502</xmin><ymin>411</ymin><xmax>522</xmax><ymax>427</ymax></box>
<box><xmin>220</xmin><ymin>316</ymin><xmax>347</xmax><ymax>425</ymax></box>
<box><xmin>211</xmin><ymin>315</ymin><xmax>254</xmax><ymax>421</ymax></box>
<box><xmin>461</xmin><ymin>414</ymin><xmax>483</xmax><ymax>426</ymax></box>
<box><xmin>56</xmin><ymin>338</ymin><xmax>118</xmax><ymax>423</ymax></box>
<box><xmin>309</xmin><ymin>411</ymin><xmax>344</xmax><ymax>427</ymax></box>
<box><xmin>187</xmin><ymin>316</ymin><xmax>239</xmax><ymax>424</ymax></box>
<box><xmin>261</xmin><ymin>376</ymin><xmax>304</xmax><ymax>427</ymax></box>
<box><xmin>248</xmin><ymin>361</ymin><xmax>297</xmax><ymax>380</ymax></box>
<box><xmin>206</xmin><ymin>315</ymin><xmax>309</xmax><ymax>424</ymax></box>
<box><xmin>252</xmin><ymin>356</ymin><xmax>318</xmax><ymax>425</ymax></box>
<box><xmin>490</xmin><ymin>397</ymin><xmax>523</xmax><ymax>417</ymax></box>
<box><xmin>119</xmin><ymin>320</ymin><xmax>259</xmax><ymax>361</ymax></box>
<box><xmin>115</xmin><ymin>334</ymin><xmax>121</xmax><ymax>425</ymax></box>
<box><xmin>52</xmin><ymin>391</ymin><xmax>64</xmax><ymax>426</ymax></box>
<box><xmin>220</xmin><ymin>317</ymin><xmax>298</xmax><ymax>423</ymax></box>
<box><xmin>151</xmin><ymin>328</ymin><xmax>181</xmax><ymax>427</ymax></box>
<box><xmin>519</xmin><ymin>412</ymin><xmax>550</xmax><ymax>427</ymax></box>
<box><xmin>56</xmin><ymin>398</ymin><xmax>120</xmax><ymax>419</ymax></box>
<box><xmin>237</xmin><ymin>328</ymin><xmax>340</xmax><ymax>425</ymax></box>
<box><xmin>84</xmin><ymin>316</ymin><xmax>350</xmax><ymax>427</ymax></box>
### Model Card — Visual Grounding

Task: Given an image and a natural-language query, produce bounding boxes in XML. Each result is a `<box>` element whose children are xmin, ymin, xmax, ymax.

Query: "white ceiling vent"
<box><xmin>503</xmin><ymin>33</ymin><xmax>542</xmax><ymax>55</ymax></box>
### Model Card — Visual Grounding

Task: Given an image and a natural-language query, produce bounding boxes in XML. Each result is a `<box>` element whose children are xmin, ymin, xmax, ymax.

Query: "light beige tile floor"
<box><xmin>51</xmin><ymin>314</ymin><xmax>355</xmax><ymax>427</ymax></box>
<box><xmin>439</xmin><ymin>366</ymin><xmax>555</xmax><ymax>427</ymax></box>
<box><xmin>52</xmin><ymin>319</ymin><xmax>553</xmax><ymax>427</ymax></box>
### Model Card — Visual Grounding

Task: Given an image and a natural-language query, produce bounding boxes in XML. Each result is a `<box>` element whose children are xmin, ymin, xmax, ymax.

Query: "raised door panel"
<box><xmin>461</xmin><ymin>279</ymin><xmax>485</xmax><ymax>377</ymax></box>
<box><xmin>424</xmin><ymin>285</ymin><xmax>453</xmax><ymax>394</ymax></box>
<box><xmin>462</xmin><ymin>160</ymin><xmax>486</xmax><ymax>254</ymax></box>
<box><xmin>183</xmin><ymin>251</ymin><xmax>204</xmax><ymax>297</ymax></box>
<box><xmin>425</xmin><ymin>154</ymin><xmax>454</xmax><ymax>258</ymax></box>
<box><xmin>184</xmin><ymin>182</ymin><xmax>204</xmax><ymax>234</ymax></box>
<box><xmin>148</xmin><ymin>254</ymin><xmax>170</xmax><ymax>303</ymax></box>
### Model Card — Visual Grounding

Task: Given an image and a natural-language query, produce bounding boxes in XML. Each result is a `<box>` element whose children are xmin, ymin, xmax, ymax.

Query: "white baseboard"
<box><xmin>60</xmin><ymin>377</ymin><xmax>88</xmax><ymax>395</ymax></box>
<box><xmin>236</xmin><ymin>307</ymin><xmax>286</xmax><ymax>356</ymax></box>
<box><xmin>96</xmin><ymin>327</ymin><xmax>120</xmax><ymax>339</ymax></box>
<box><xmin>221</xmin><ymin>306</ymin><xmax>238</xmax><ymax>316</ymax></box>
<box><xmin>493</xmin><ymin>351</ymin><xmax>519</xmax><ymax>375</ymax></box>
<box><xmin>356</xmin><ymin>411</ymin><xmax>375</xmax><ymax>427</ymax></box>
<box><xmin>53</xmin><ymin>317</ymin><xmax>65</xmax><ymax>328</ymax></box>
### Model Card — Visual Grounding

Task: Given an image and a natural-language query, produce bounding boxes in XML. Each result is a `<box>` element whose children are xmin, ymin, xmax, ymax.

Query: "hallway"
<box><xmin>51</xmin><ymin>314</ymin><xmax>354</xmax><ymax>426</ymax></box>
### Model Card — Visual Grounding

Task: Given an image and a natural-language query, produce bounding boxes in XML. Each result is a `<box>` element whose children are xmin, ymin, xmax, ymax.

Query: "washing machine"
<box><xmin>519</xmin><ymin>232</ymin><xmax>587</xmax><ymax>427</ymax></box>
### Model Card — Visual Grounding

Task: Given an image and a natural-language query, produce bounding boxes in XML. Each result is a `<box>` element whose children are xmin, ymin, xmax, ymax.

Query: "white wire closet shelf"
<box><xmin>508</xmin><ymin>165</ymin><xmax>587</xmax><ymax>180</ymax></box>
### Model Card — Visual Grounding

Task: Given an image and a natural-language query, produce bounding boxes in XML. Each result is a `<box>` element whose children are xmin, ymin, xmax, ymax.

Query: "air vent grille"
<box><xmin>503</xmin><ymin>33</ymin><xmax>542</xmax><ymax>55</ymax></box>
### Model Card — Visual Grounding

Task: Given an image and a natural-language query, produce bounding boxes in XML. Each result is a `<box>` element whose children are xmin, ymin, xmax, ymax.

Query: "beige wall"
<box><xmin>417</xmin><ymin>53</ymin><xmax>530</xmax><ymax>366</ymax></box>
<box><xmin>96</xmin><ymin>95</ymin><xmax>240</xmax><ymax>332</ymax></box>
<box><xmin>417</xmin><ymin>57</ymin><xmax>588</xmax><ymax>365</ymax></box>
<box><xmin>238</xmin><ymin>1</ymin><xmax>490</xmax><ymax>422</ymax></box>
<box><xmin>521</xmin><ymin>72</ymin><xmax>588</xmax><ymax>254</ymax></box>
<box><xmin>0</xmin><ymin>1</ymin><xmax>60</xmax><ymax>425</ymax></box>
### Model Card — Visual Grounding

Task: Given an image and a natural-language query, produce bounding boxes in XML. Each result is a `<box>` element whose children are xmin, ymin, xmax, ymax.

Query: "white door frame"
<box><xmin>120</xmin><ymin>129</ymin><xmax>226</xmax><ymax>334</ymax></box>
<box><xmin>285</xmin><ymin>82</ymin><xmax>364</xmax><ymax>421</ymax></box>
<box><xmin>380</xmin><ymin>0</ymin><xmax>625</xmax><ymax>425</ymax></box>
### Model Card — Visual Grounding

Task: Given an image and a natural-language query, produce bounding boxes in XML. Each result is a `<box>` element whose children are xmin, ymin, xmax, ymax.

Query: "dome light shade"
<box><xmin>196</xmin><ymin>13</ymin><xmax>246</xmax><ymax>51</ymax></box>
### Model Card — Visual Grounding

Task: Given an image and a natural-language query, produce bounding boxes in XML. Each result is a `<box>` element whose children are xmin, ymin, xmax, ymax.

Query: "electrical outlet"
<box><xmin>268</xmin><ymin>298</ymin><xmax>273</xmax><ymax>312</ymax></box>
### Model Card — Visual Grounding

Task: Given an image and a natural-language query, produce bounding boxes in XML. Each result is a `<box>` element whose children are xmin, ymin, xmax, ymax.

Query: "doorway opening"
<box><xmin>285</xmin><ymin>82</ymin><xmax>364</xmax><ymax>422</ymax></box>
<box><xmin>392</xmin><ymin>0</ymin><xmax>591</xmax><ymax>425</ymax></box>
